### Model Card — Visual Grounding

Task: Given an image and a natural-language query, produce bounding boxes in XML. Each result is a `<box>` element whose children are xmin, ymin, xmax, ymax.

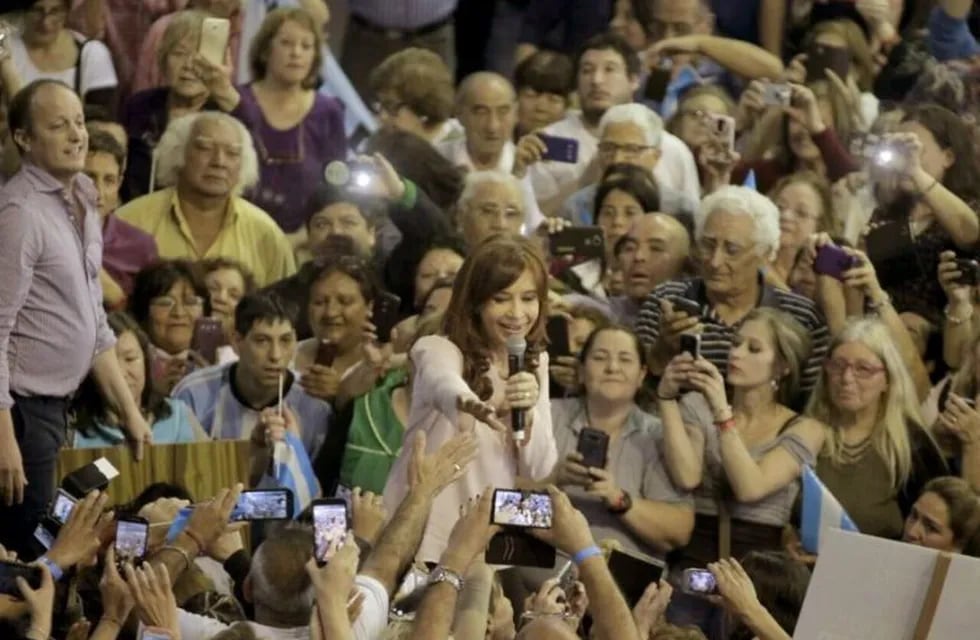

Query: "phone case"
<box><xmin>643</xmin><ymin>68</ymin><xmax>672</xmax><ymax>101</ymax></box>
<box><xmin>485</xmin><ymin>531</ymin><xmax>556</xmax><ymax>568</ymax></box>
<box><xmin>546</xmin><ymin>316</ymin><xmax>570</xmax><ymax>357</ymax></box>
<box><xmin>372</xmin><ymin>292</ymin><xmax>402</xmax><ymax>343</ymax></box>
<box><xmin>550</xmin><ymin>227</ymin><xmax>605</xmax><ymax>260</ymax></box>
<box><xmin>0</xmin><ymin>561</ymin><xmax>43</xmax><ymax>595</ymax></box>
<box><xmin>199</xmin><ymin>17</ymin><xmax>230</xmax><ymax>66</ymax></box>
<box><xmin>954</xmin><ymin>259</ymin><xmax>979</xmax><ymax>286</ymax></box>
<box><xmin>607</xmin><ymin>549</ymin><xmax>667</xmax><ymax>606</ymax></box>
<box><xmin>191</xmin><ymin>317</ymin><xmax>224</xmax><ymax>363</ymax></box>
<box><xmin>805</xmin><ymin>44</ymin><xmax>850</xmax><ymax>81</ymax></box>
<box><xmin>679</xmin><ymin>334</ymin><xmax>700</xmax><ymax>358</ymax></box>
<box><xmin>706</xmin><ymin>114</ymin><xmax>736</xmax><ymax>151</ymax></box>
<box><xmin>315</xmin><ymin>340</ymin><xmax>339</xmax><ymax>367</ymax></box>
<box><xmin>577</xmin><ymin>428</ymin><xmax>609</xmax><ymax>469</ymax></box>
<box><xmin>813</xmin><ymin>245</ymin><xmax>856</xmax><ymax>280</ymax></box>
<box><xmin>539</xmin><ymin>135</ymin><xmax>579</xmax><ymax>164</ymax></box>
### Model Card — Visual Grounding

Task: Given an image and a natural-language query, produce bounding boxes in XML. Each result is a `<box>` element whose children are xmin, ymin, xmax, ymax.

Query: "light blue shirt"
<box><xmin>559</xmin><ymin>181</ymin><xmax>697</xmax><ymax>227</ymax></box>
<box><xmin>74</xmin><ymin>398</ymin><xmax>201</xmax><ymax>448</ymax></box>
<box><xmin>172</xmin><ymin>363</ymin><xmax>331</xmax><ymax>457</ymax></box>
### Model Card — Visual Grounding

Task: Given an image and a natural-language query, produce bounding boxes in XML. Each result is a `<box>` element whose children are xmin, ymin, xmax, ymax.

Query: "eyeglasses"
<box><xmin>150</xmin><ymin>295</ymin><xmax>204</xmax><ymax>313</ymax></box>
<box><xmin>28</xmin><ymin>5</ymin><xmax>67</xmax><ymax>20</ymax></box>
<box><xmin>597</xmin><ymin>142</ymin><xmax>655</xmax><ymax>157</ymax></box>
<box><xmin>824</xmin><ymin>359</ymin><xmax>885</xmax><ymax>380</ymax></box>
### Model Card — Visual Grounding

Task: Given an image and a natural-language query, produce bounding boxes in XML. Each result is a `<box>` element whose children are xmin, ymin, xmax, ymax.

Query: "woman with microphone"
<box><xmin>383</xmin><ymin>234</ymin><xmax>558</xmax><ymax>562</ymax></box>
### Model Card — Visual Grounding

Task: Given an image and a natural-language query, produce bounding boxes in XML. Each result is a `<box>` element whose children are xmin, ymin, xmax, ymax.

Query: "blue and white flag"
<box><xmin>742</xmin><ymin>169</ymin><xmax>757</xmax><ymax>191</ymax></box>
<box><xmin>801</xmin><ymin>465</ymin><xmax>859</xmax><ymax>554</ymax></box>
<box><xmin>258</xmin><ymin>432</ymin><xmax>322</xmax><ymax>517</ymax></box>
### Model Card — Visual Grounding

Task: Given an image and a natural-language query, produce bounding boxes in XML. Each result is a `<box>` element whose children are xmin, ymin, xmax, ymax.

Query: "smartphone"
<box><xmin>50</xmin><ymin>488</ymin><xmax>78</xmax><ymax>525</ymax></box>
<box><xmin>348</xmin><ymin>160</ymin><xmax>377</xmax><ymax>189</ymax></box>
<box><xmin>556</xmin><ymin>559</ymin><xmax>577</xmax><ymax>592</ymax></box>
<box><xmin>313</xmin><ymin>498</ymin><xmax>350</xmax><ymax>565</ymax></box>
<box><xmin>115</xmin><ymin>516</ymin><xmax>150</xmax><ymax>566</ymax></box>
<box><xmin>643</xmin><ymin>67</ymin><xmax>673</xmax><ymax>102</ymax></box>
<box><xmin>954</xmin><ymin>258</ymin><xmax>979</xmax><ymax>286</ymax></box>
<box><xmin>805</xmin><ymin>43</ymin><xmax>850</xmax><ymax>81</ymax></box>
<box><xmin>485</xmin><ymin>530</ymin><xmax>556</xmax><ymax>568</ymax></box>
<box><xmin>550</xmin><ymin>226</ymin><xmax>605</xmax><ymax>261</ymax></box>
<box><xmin>607</xmin><ymin>548</ymin><xmax>667</xmax><ymax>606</ymax></box>
<box><xmin>62</xmin><ymin>456</ymin><xmax>119</xmax><ymax>498</ymax></box>
<box><xmin>372</xmin><ymin>291</ymin><xmax>402</xmax><ymax>343</ymax></box>
<box><xmin>538</xmin><ymin>134</ymin><xmax>579</xmax><ymax>164</ymax></box>
<box><xmin>191</xmin><ymin>317</ymin><xmax>224</xmax><ymax>364</ymax></box>
<box><xmin>491</xmin><ymin>489</ymin><xmax>553</xmax><ymax>529</ymax></box>
<box><xmin>546</xmin><ymin>316</ymin><xmax>570</xmax><ymax>357</ymax></box>
<box><xmin>0</xmin><ymin>561</ymin><xmax>43</xmax><ymax>596</ymax></box>
<box><xmin>937</xmin><ymin>384</ymin><xmax>977</xmax><ymax>413</ymax></box>
<box><xmin>763</xmin><ymin>82</ymin><xmax>792</xmax><ymax>107</ymax></box>
<box><xmin>679</xmin><ymin>333</ymin><xmax>701</xmax><ymax>359</ymax></box>
<box><xmin>681</xmin><ymin>568</ymin><xmax>718</xmax><ymax>595</ymax></box>
<box><xmin>577</xmin><ymin>427</ymin><xmax>610</xmax><ymax>469</ymax></box>
<box><xmin>315</xmin><ymin>339</ymin><xmax>338</xmax><ymax>367</ymax></box>
<box><xmin>868</xmin><ymin>141</ymin><xmax>912</xmax><ymax>173</ymax></box>
<box><xmin>198</xmin><ymin>17</ymin><xmax>230</xmax><ymax>66</ymax></box>
<box><xmin>230</xmin><ymin>488</ymin><xmax>294</xmax><ymax>522</ymax></box>
<box><xmin>813</xmin><ymin>244</ymin><xmax>858</xmax><ymax>280</ymax></box>
<box><xmin>669</xmin><ymin>296</ymin><xmax>701</xmax><ymax>318</ymax></box>
<box><xmin>705</xmin><ymin>113</ymin><xmax>736</xmax><ymax>152</ymax></box>
<box><xmin>139</xmin><ymin>628</ymin><xmax>176</xmax><ymax>640</ymax></box>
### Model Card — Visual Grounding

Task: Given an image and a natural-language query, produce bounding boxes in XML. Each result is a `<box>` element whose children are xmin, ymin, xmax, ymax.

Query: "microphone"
<box><xmin>506</xmin><ymin>335</ymin><xmax>528</xmax><ymax>442</ymax></box>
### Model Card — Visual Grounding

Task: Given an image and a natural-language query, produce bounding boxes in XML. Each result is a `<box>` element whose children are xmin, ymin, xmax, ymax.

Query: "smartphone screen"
<box><xmin>230</xmin><ymin>489</ymin><xmax>293</xmax><ymax>521</ymax></box>
<box><xmin>679</xmin><ymin>334</ymin><xmax>701</xmax><ymax>359</ymax></box>
<box><xmin>491</xmin><ymin>490</ymin><xmax>553</xmax><ymax>529</ymax></box>
<box><xmin>50</xmin><ymin>489</ymin><xmax>78</xmax><ymax>525</ymax></box>
<box><xmin>115</xmin><ymin>517</ymin><xmax>149</xmax><ymax>565</ymax></box>
<box><xmin>546</xmin><ymin>316</ymin><xmax>570</xmax><ymax>357</ymax></box>
<box><xmin>643</xmin><ymin>67</ymin><xmax>672</xmax><ymax>102</ymax></box>
<box><xmin>576</xmin><ymin>428</ymin><xmax>609</xmax><ymax>469</ymax></box>
<box><xmin>607</xmin><ymin>549</ymin><xmax>666</xmax><ymax>606</ymax></box>
<box><xmin>313</xmin><ymin>500</ymin><xmax>349</xmax><ymax>564</ymax></box>
<box><xmin>682</xmin><ymin>568</ymin><xmax>717</xmax><ymax>595</ymax></box>
<box><xmin>0</xmin><ymin>561</ymin><xmax>42</xmax><ymax>596</ymax></box>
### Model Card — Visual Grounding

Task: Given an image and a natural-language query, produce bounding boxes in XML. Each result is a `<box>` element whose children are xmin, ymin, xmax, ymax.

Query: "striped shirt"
<box><xmin>172</xmin><ymin>363</ymin><xmax>331</xmax><ymax>457</ymax></box>
<box><xmin>635</xmin><ymin>277</ymin><xmax>829</xmax><ymax>392</ymax></box>
<box><xmin>352</xmin><ymin>0</ymin><xmax>457</xmax><ymax>31</ymax></box>
<box><xmin>0</xmin><ymin>164</ymin><xmax>115</xmax><ymax>408</ymax></box>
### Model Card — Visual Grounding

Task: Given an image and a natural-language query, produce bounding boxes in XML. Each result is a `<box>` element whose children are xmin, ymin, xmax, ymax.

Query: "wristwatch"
<box><xmin>607</xmin><ymin>489</ymin><xmax>633</xmax><ymax>515</ymax></box>
<box><xmin>428</xmin><ymin>565</ymin><xmax>465</xmax><ymax>592</ymax></box>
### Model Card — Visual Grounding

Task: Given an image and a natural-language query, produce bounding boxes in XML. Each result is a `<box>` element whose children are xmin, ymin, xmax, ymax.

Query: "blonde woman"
<box><xmin>806</xmin><ymin>319</ymin><xmax>947</xmax><ymax>539</ymax></box>
<box><xmin>920</xmin><ymin>330</ymin><xmax>980</xmax><ymax>492</ymax></box>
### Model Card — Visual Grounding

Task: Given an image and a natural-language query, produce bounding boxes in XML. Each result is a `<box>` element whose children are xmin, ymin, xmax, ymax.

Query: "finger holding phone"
<box><xmin>15</xmin><ymin>562</ymin><xmax>54</xmax><ymax>640</ymax></box>
<box><xmin>549</xmin><ymin>451</ymin><xmax>593</xmax><ymax>488</ymax></box>
<box><xmin>784</xmin><ymin>84</ymin><xmax>826</xmax><ymax>135</ymax></box>
<box><xmin>513</xmin><ymin>133</ymin><xmax>548</xmax><ymax>178</ymax></box>
<box><xmin>684</xmin><ymin>358</ymin><xmax>730</xmax><ymax>420</ymax></box>
<box><xmin>938</xmin><ymin>393</ymin><xmax>980</xmax><ymax>445</ymax></box>
<box><xmin>937</xmin><ymin>250</ymin><xmax>974</xmax><ymax>307</ymax></box>
<box><xmin>838</xmin><ymin>247</ymin><xmax>886</xmax><ymax>303</ymax></box>
<box><xmin>656</xmin><ymin>298</ymin><xmax>703</xmax><ymax>356</ymax></box>
<box><xmin>735</xmin><ymin>80</ymin><xmax>768</xmax><ymax>132</ymax></box>
<box><xmin>301</xmin><ymin>364</ymin><xmax>341</xmax><ymax>401</ymax></box>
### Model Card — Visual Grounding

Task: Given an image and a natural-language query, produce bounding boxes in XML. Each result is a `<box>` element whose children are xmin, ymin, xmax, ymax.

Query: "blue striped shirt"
<box><xmin>635</xmin><ymin>276</ymin><xmax>829</xmax><ymax>393</ymax></box>
<box><xmin>352</xmin><ymin>0</ymin><xmax>457</xmax><ymax>30</ymax></box>
<box><xmin>172</xmin><ymin>363</ymin><xmax>331</xmax><ymax>457</ymax></box>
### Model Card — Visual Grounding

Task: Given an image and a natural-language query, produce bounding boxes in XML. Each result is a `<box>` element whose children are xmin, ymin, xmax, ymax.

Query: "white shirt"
<box><xmin>527</xmin><ymin>110</ymin><xmax>702</xmax><ymax>216</ymax></box>
<box><xmin>175</xmin><ymin>575</ymin><xmax>388</xmax><ymax>640</ymax></box>
<box><xmin>435</xmin><ymin>136</ymin><xmax>546</xmax><ymax>233</ymax></box>
<box><xmin>10</xmin><ymin>30</ymin><xmax>117</xmax><ymax>97</ymax></box>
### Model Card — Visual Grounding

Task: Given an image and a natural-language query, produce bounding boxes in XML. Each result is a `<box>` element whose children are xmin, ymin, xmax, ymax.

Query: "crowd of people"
<box><xmin>1</xmin><ymin>0</ymin><xmax>980</xmax><ymax>639</ymax></box>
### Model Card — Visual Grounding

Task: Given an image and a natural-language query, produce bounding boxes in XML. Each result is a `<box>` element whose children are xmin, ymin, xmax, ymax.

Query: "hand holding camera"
<box><xmin>784</xmin><ymin>84</ymin><xmax>826</xmax><ymax>135</ymax></box>
<box><xmin>937</xmin><ymin>250</ymin><xmax>975</xmax><ymax>306</ymax></box>
<box><xmin>527</xmin><ymin>486</ymin><xmax>594</xmax><ymax>557</ymax></box>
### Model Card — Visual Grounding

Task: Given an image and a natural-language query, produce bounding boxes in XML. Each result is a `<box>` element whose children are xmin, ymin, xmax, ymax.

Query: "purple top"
<box><xmin>232</xmin><ymin>86</ymin><xmax>347</xmax><ymax>232</ymax></box>
<box><xmin>0</xmin><ymin>164</ymin><xmax>115</xmax><ymax>408</ymax></box>
<box><xmin>102</xmin><ymin>213</ymin><xmax>159</xmax><ymax>298</ymax></box>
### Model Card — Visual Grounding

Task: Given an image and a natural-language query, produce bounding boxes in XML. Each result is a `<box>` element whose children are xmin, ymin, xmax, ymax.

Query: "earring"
<box><xmin>770</xmin><ymin>378</ymin><xmax>779</xmax><ymax>390</ymax></box>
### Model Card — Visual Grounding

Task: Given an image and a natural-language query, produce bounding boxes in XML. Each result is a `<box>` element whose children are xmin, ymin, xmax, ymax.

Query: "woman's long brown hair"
<box><xmin>443</xmin><ymin>234</ymin><xmax>549</xmax><ymax>400</ymax></box>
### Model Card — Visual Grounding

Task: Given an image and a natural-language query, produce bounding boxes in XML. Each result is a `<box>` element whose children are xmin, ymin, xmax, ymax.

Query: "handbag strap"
<box><xmin>73</xmin><ymin>37</ymin><xmax>91</xmax><ymax>95</ymax></box>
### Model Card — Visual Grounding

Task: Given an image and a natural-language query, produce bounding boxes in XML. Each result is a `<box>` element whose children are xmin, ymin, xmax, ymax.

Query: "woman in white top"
<box><xmin>383</xmin><ymin>235</ymin><xmax>558</xmax><ymax>562</ymax></box>
<box><xmin>9</xmin><ymin>0</ymin><xmax>118</xmax><ymax>111</ymax></box>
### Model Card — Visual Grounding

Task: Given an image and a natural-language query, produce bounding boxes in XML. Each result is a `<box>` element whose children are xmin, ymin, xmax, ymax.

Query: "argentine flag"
<box><xmin>258</xmin><ymin>432</ymin><xmax>322</xmax><ymax>517</ymax></box>
<box><xmin>800</xmin><ymin>465</ymin><xmax>859</xmax><ymax>554</ymax></box>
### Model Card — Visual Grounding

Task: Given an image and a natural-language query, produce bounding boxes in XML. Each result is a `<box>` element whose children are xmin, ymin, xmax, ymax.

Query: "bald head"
<box><xmin>457</xmin><ymin>72</ymin><xmax>517</xmax><ymax>164</ymax></box>
<box><xmin>247</xmin><ymin>528</ymin><xmax>314</xmax><ymax>624</ymax></box>
<box><xmin>516</xmin><ymin>616</ymin><xmax>579</xmax><ymax>640</ymax></box>
<box><xmin>619</xmin><ymin>212</ymin><xmax>691</xmax><ymax>300</ymax></box>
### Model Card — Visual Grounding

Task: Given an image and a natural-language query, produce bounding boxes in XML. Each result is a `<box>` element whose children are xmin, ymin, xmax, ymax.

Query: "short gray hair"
<box><xmin>598</xmin><ymin>103</ymin><xmax>664</xmax><ymax>148</ymax></box>
<box><xmin>696</xmin><ymin>186</ymin><xmax>781</xmax><ymax>260</ymax></box>
<box><xmin>458</xmin><ymin>169</ymin><xmax>523</xmax><ymax>211</ymax></box>
<box><xmin>153</xmin><ymin>111</ymin><xmax>260</xmax><ymax>195</ymax></box>
<box><xmin>249</xmin><ymin>528</ymin><xmax>315</xmax><ymax>620</ymax></box>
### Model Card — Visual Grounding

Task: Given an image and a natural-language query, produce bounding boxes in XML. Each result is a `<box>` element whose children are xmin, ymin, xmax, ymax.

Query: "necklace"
<box><xmin>840</xmin><ymin>436</ymin><xmax>873</xmax><ymax>464</ymax></box>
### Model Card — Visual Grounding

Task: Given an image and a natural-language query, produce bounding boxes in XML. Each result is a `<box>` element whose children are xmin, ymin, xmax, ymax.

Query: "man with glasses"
<box><xmin>558</xmin><ymin>102</ymin><xmax>698</xmax><ymax>226</ymax></box>
<box><xmin>116</xmin><ymin>111</ymin><xmax>295</xmax><ymax>287</ymax></box>
<box><xmin>0</xmin><ymin>80</ymin><xmax>151</xmax><ymax>557</ymax></box>
<box><xmin>636</xmin><ymin>186</ymin><xmax>829</xmax><ymax>392</ymax></box>
<box><xmin>525</xmin><ymin>32</ymin><xmax>700</xmax><ymax>218</ymax></box>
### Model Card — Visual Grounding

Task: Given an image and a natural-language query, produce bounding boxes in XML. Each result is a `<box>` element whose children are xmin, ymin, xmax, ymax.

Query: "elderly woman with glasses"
<box><xmin>636</xmin><ymin>186</ymin><xmax>830</xmax><ymax>394</ymax></box>
<box><xmin>129</xmin><ymin>260</ymin><xmax>209</xmax><ymax>395</ymax></box>
<box><xmin>805</xmin><ymin>319</ymin><xmax>947</xmax><ymax>541</ymax></box>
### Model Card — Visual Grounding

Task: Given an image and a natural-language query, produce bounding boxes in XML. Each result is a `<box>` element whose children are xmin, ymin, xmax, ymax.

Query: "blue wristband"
<box><xmin>571</xmin><ymin>545</ymin><xmax>601</xmax><ymax>566</ymax></box>
<box><xmin>38</xmin><ymin>556</ymin><xmax>64</xmax><ymax>582</ymax></box>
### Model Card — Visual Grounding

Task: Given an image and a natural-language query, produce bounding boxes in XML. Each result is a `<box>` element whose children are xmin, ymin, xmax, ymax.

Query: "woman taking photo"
<box><xmin>383</xmin><ymin>235</ymin><xmax>558</xmax><ymax>562</ymax></box>
<box><xmin>129</xmin><ymin>260</ymin><xmax>209</xmax><ymax>395</ymax></box>
<box><xmin>806</xmin><ymin>319</ymin><xmax>948</xmax><ymax>539</ymax></box>
<box><xmin>548</xmin><ymin>325</ymin><xmax>694</xmax><ymax>557</ymax></box>
<box><xmin>866</xmin><ymin>103</ymin><xmax>980</xmax><ymax>322</ymax></box>
<box><xmin>902</xmin><ymin>476</ymin><xmax>980</xmax><ymax>556</ymax></box>
<box><xmin>768</xmin><ymin>171</ymin><xmax>837</xmax><ymax>288</ymax></box>
<box><xmin>203</xmin><ymin>6</ymin><xmax>346</xmax><ymax>240</ymax></box>
<box><xmin>657</xmin><ymin>308</ymin><xmax>824</xmax><ymax>634</ymax></box>
<box><xmin>73</xmin><ymin>313</ymin><xmax>207</xmax><ymax>448</ymax></box>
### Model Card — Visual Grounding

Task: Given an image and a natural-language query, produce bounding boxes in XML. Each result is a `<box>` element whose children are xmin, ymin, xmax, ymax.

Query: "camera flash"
<box><xmin>353</xmin><ymin>172</ymin><xmax>371</xmax><ymax>188</ymax></box>
<box><xmin>877</xmin><ymin>149</ymin><xmax>895</xmax><ymax>165</ymax></box>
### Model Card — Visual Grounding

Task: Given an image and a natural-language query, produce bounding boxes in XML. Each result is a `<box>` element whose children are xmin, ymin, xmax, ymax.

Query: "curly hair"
<box><xmin>443</xmin><ymin>235</ymin><xmax>549</xmax><ymax>400</ymax></box>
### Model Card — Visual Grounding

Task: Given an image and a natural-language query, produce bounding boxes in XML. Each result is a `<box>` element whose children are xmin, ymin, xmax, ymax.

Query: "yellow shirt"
<box><xmin>116</xmin><ymin>187</ymin><xmax>296</xmax><ymax>287</ymax></box>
